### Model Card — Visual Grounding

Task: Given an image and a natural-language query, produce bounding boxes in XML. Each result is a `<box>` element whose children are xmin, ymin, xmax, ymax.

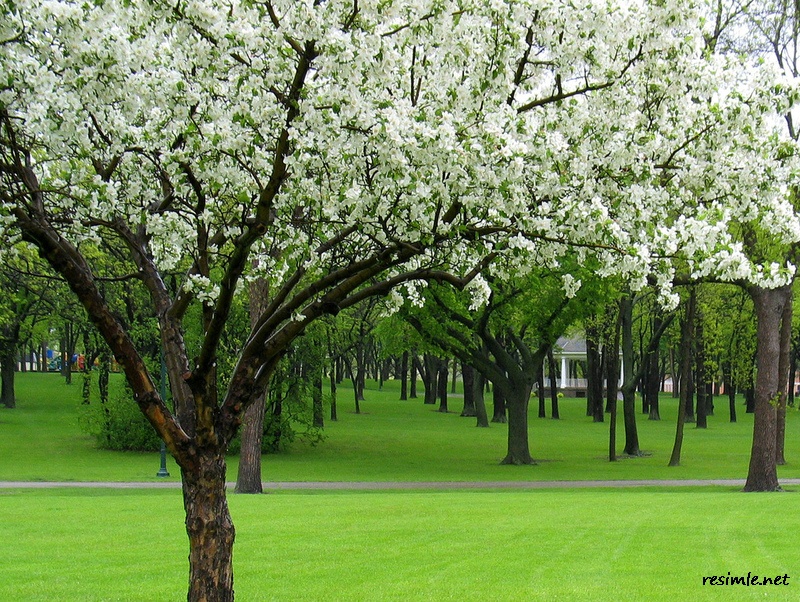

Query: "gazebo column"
<box><xmin>560</xmin><ymin>356</ymin><xmax>567</xmax><ymax>389</ymax></box>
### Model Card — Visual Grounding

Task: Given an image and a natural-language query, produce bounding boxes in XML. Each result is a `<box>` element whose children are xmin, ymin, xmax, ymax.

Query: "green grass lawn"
<box><xmin>0</xmin><ymin>486</ymin><xmax>797</xmax><ymax>601</ymax></box>
<box><xmin>2</xmin><ymin>372</ymin><xmax>800</xmax><ymax>601</ymax></box>
<box><xmin>3</xmin><ymin>371</ymin><xmax>800</xmax><ymax>483</ymax></box>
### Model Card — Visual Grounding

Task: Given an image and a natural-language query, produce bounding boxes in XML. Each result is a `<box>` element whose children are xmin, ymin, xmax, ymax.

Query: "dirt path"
<box><xmin>2</xmin><ymin>478</ymin><xmax>799</xmax><ymax>490</ymax></box>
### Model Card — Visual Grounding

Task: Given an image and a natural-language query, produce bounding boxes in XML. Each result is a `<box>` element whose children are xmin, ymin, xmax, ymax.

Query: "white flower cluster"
<box><xmin>1</xmin><ymin>0</ymin><xmax>798</xmax><ymax>314</ymax></box>
<box><xmin>183</xmin><ymin>275</ymin><xmax>220</xmax><ymax>304</ymax></box>
<box><xmin>561</xmin><ymin>274</ymin><xmax>582</xmax><ymax>299</ymax></box>
<box><xmin>466</xmin><ymin>273</ymin><xmax>493</xmax><ymax>310</ymax></box>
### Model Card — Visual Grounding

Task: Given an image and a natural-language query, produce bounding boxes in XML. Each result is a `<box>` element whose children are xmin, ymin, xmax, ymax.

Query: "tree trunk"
<box><xmin>491</xmin><ymin>381</ymin><xmax>507</xmax><ymax>423</ymax></box>
<box><xmin>312</xmin><ymin>367</ymin><xmax>324</xmax><ymax>428</ymax></box>
<box><xmin>695</xmin><ymin>308</ymin><xmax>707</xmax><ymax>429</ymax></box>
<box><xmin>620</xmin><ymin>295</ymin><xmax>640</xmax><ymax>456</ymax></box>
<box><xmin>646</xmin><ymin>322</ymin><xmax>661</xmax><ymax>421</ymax></box>
<box><xmin>788</xmin><ymin>347</ymin><xmax>796</xmax><ymax>408</ymax></box>
<box><xmin>638</xmin><ymin>325</ymin><xmax>648</xmax><ymax>415</ymax></box>
<box><xmin>409</xmin><ymin>355</ymin><xmax>418</xmax><ymax>398</ymax></box>
<box><xmin>706</xmin><ymin>382</ymin><xmax>714</xmax><ymax>415</ymax></box>
<box><xmin>684</xmin><ymin>358</ymin><xmax>696</xmax><ymax>423</ymax></box>
<box><xmin>728</xmin><ymin>383</ymin><xmax>737</xmax><ymax>423</ymax></box>
<box><xmin>61</xmin><ymin>331</ymin><xmax>71</xmax><ymax>383</ymax></box>
<box><xmin>586</xmin><ymin>327</ymin><xmax>604</xmax><ymax>422</ymax></box>
<box><xmin>547</xmin><ymin>348</ymin><xmax>559</xmax><ymax>419</ymax></box>
<box><xmin>1</xmin><ymin>342</ymin><xmax>16</xmax><ymax>408</ymax></box>
<box><xmin>473</xmin><ymin>371</ymin><xmax>489</xmax><ymax>428</ymax></box>
<box><xmin>723</xmin><ymin>361</ymin><xmax>737</xmax><ymax>423</ymax></box>
<box><xmin>745</xmin><ymin>385</ymin><xmax>755</xmax><ymax>413</ymax></box>
<box><xmin>399</xmin><ymin>351</ymin><xmax>409</xmax><ymax>401</ymax></box>
<box><xmin>235</xmin><ymin>392</ymin><xmax>267</xmax><ymax>494</ymax></box>
<box><xmin>607</xmin><ymin>306</ymin><xmax>622</xmax><ymax>461</ymax></box>
<box><xmin>422</xmin><ymin>354</ymin><xmax>438</xmax><ymax>405</ymax></box>
<box><xmin>355</xmin><ymin>342</ymin><xmax>366</xmax><ymax>401</ymax></box>
<box><xmin>744</xmin><ymin>285</ymin><xmax>790</xmax><ymax>491</ymax></box>
<box><xmin>460</xmin><ymin>362</ymin><xmax>476</xmax><ymax>417</ymax></box>
<box><xmin>775</xmin><ymin>290</ymin><xmax>792</xmax><ymax>466</ymax></box>
<box><xmin>236</xmin><ymin>275</ymin><xmax>271</xmax><ymax>493</ymax></box>
<box><xmin>380</xmin><ymin>358</ymin><xmax>391</xmax><ymax>390</ymax></box>
<box><xmin>183</xmin><ymin>452</ymin><xmax>236</xmax><ymax>602</ymax></box>
<box><xmin>352</xmin><ymin>373</ymin><xmax>361</xmax><ymax>414</ymax></box>
<box><xmin>669</xmin><ymin>288</ymin><xmax>696</xmax><ymax>467</ymax></box>
<box><xmin>500</xmin><ymin>386</ymin><xmax>534</xmax><ymax>465</ymax></box>
<box><xmin>437</xmin><ymin>359</ymin><xmax>449</xmax><ymax>413</ymax></box>
<box><xmin>329</xmin><ymin>368</ymin><xmax>338</xmax><ymax>421</ymax></box>
<box><xmin>537</xmin><ymin>357</ymin><xmax>546</xmax><ymax>418</ymax></box>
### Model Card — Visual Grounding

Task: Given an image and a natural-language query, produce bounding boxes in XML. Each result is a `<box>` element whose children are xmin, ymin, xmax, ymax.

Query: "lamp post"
<box><xmin>156</xmin><ymin>349</ymin><xmax>170</xmax><ymax>478</ymax></box>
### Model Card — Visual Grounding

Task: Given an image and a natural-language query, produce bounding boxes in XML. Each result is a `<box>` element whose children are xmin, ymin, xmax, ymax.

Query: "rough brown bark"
<box><xmin>776</xmin><ymin>290</ymin><xmax>792</xmax><ymax>466</ymax></box>
<box><xmin>646</xmin><ymin>324</ymin><xmax>661</xmax><ymax>421</ymax></box>
<box><xmin>607</xmin><ymin>305</ymin><xmax>622</xmax><ymax>461</ymax></box>
<box><xmin>537</xmin><ymin>357</ymin><xmax>546</xmax><ymax>418</ymax></box>
<box><xmin>399</xmin><ymin>351</ymin><xmax>409</xmax><ymax>400</ymax></box>
<box><xmin>491</xmin><ymin>381</ymin><xmax>507</xmax><ymax>423</ymax></box>
<box><xmin>669</xmin><ymin>288</ymin><xmax>696</xmax><ymax>467</ymax></box>
<box><xmin>409</xmin><ymin>355</ymin><xmax>418</xmax><ymax>398</ymax></box>
<box><xmin>235</xmin><ymin>276</ymin><xmax>270</xmax><ymax>494</ymax></box>
<box><xmin>744</xmin><ymin>285</ymin><xmax>790</xmax><ymax>492</ymax></box>
<box><xmin>234</xmin><ymin>394</ymin><xmax>267</xmax><ymax>494</ymax></box>
<box><xmin>183</xmin><ymin>451</ymin><xmax>236</xmax><ymax>602</ymax></box>
<box><xmin>727</xmin><ymin>379</ymin><xmax>737</xmax><ymax>423</ymax></box>
<box><xmin>421</xmin><ymin>354</ymin><xmax>438</xmax><ymax>404</ymax></box>
<box><xmin>547</xmin><ymin>348</ymin><xmax>559</xmax><ymax>419</ymax></box>
<box><xmin>329</xmin><ymin>369</ymin><xmax>338</xmax><ymax>421</ymax></box>
<box><xmin>312</xmin><ymin>368</ymin><xmax>324</xmax><ymax>428</ymax></box>
<box><xmin>473</xmin><ymin>371</ymin><xmax>489</xmax><ymax>428</ymax></box>
<box><xmin>1</xmin><ymin>343</ymin><xmax>16</xmax><ymax>408</ymax></box>
<box><xmin>695</xmin><ymin>308</ymin><xmax>707</xmax><ymax>429</ymax></box>
<box><xmin>460</xmin><ymin>362</ymin><xmax>476</xmax><ymax>417</ymax></box>
<box><xmin>789</xmin><ymin>347</ymin><xmax>797</xmax><ymax>408</ymax></box>
<box><xmin>586</xmin><ymin>327</ymin><xmax>604</xmax><ymax>422</ymax></box>
<box><xmin>437</xmin><ymin>359</ymin><xmax>449</xmax><ymax>413</ymax></box>
<box><xmin>620</xmin><ymin>295</ymin><xmax>640</xmax><ymax>456</ymax></box>
<box><xmin>500</xmin><ymin>387</ymin><xmax>534</xmax><ymax>465</ymax></box>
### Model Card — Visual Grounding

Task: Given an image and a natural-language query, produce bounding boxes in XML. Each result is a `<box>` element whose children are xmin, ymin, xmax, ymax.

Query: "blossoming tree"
<box><xmin>2</xmin><ymin>0</ymin><xmax>798</xmax><ymax>599</ymax></box>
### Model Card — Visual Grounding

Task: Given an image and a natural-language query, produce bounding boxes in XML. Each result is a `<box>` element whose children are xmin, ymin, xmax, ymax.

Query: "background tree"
<box><xmin>3</xmin><ymin>0</ymin><xmax>798</xmax><ymax>598</ymax></box>
<box><xmin>701</xmin><ymin>0</ymin><xmax>800</xmax><ymax>490</ymax></box>
<box><xmin>618</xmin><ymin>291</ymin><xmax>675</xmax><ymax>456</ymax></box>
<box><xmin>669</xmin><ymin>287</ymin><xmax>698</xmax><ymax>466</ymax></box>
<box><xmin>404</xmin><ymin>265</ymin><xmax>605</xmax><ymax>464</ymax></box>
<box><xmin>0</xmin><ymin>249</ymin><xmax>57</xmax><ymax>407</ymax></box>
<box><xmin>235</xmin><ymin>277</ymin><xmax>270</xmax><ymax>494</ymax></box>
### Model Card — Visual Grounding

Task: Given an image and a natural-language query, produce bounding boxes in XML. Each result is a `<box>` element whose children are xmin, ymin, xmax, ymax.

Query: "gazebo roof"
<box><xmin>553</xmin><ymin>335</ymin><xmax>622</xmax><ymax>358</ymax></box>
<box><xmin>554</xmin><ymin>336</ymin><xmax>586</xmax><ymax>356</ymax></box>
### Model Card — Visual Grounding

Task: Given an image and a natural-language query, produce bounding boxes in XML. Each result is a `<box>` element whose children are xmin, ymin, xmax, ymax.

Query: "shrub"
<box><xmin>80</xmin><ymin>377</ymin><xmax>161</xmax><ymax>452</ymax></box>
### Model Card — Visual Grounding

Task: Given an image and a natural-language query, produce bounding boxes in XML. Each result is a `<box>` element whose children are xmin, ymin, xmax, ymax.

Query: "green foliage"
<box><xmin>80</xmin><ymin>379</ymin><xmax>161</xmax><ymax>452</ymax></box>
<box><xmin>397</xmin><ymin>262</ymin><xmax>615</xmax><ymax>372</ymax></box>
<box><xmin>372</xmin><ymin>311</ymin><xmax>426</xmax><ymax>357</ymax></box>
<box><xmin>227</xmin><ymin>332</ymin><xmax>326</xmax><ymax>454</ymax></box>
<box><xmin>0</xmin><ymin>247</ymin><xmax>63</xmax><ymax>367</ymax></box>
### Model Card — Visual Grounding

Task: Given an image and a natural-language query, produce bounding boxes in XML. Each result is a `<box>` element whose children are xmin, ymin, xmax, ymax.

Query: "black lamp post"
<box><xmin>156</xmin><ymin>349</ymin><xmax>170</xmax><ymax>478</ymax></box>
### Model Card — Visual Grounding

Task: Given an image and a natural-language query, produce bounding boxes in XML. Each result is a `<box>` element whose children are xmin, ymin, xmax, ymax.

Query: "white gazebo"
<box><xmin>550</xmin><ymin>335</ymin><xmax>623</xmax><ymax>396</ymax></box>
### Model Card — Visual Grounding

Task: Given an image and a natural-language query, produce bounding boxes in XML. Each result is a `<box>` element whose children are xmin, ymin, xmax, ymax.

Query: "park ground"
<box><xmin>1</xmin><ymin>372</ymin><xmax>799</xmax><ymax>601</ymax></box>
